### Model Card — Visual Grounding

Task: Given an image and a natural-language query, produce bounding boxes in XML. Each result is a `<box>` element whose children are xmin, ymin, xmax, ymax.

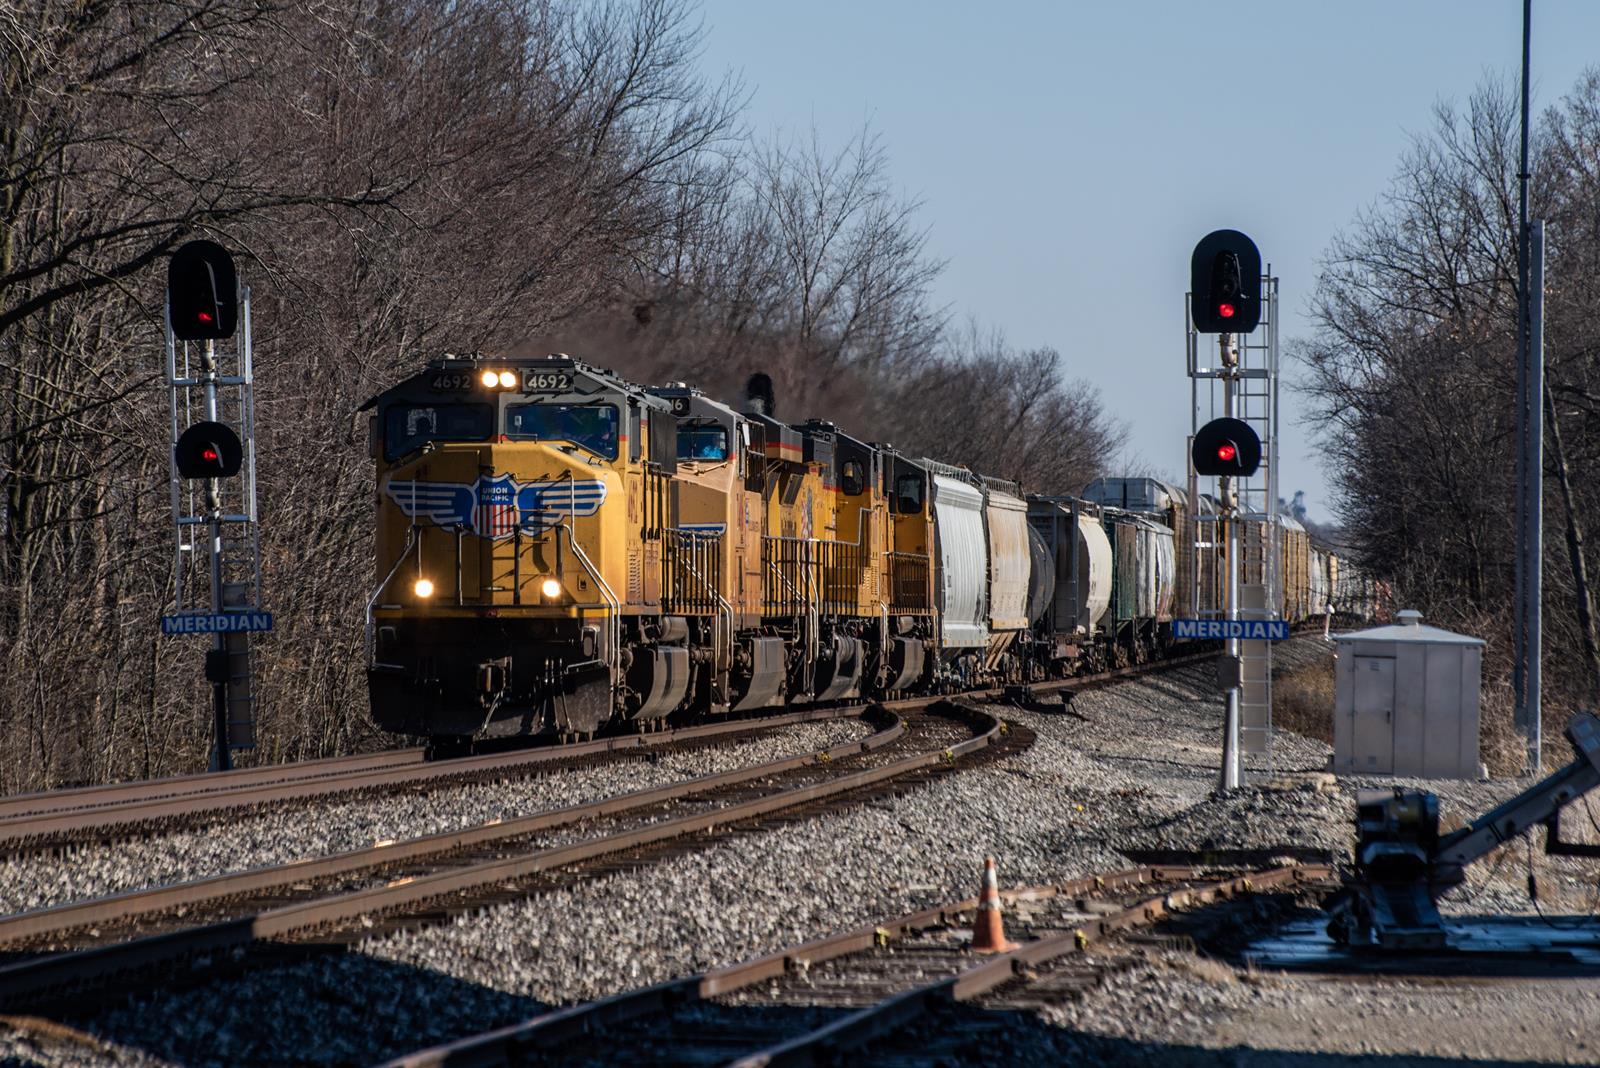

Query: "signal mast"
<box><xmin>161</xmin><ymin>240</ymin><xmax>271</xmax><ymax>772</ymax></box>
<box><xmin>1186</xmin><ymin>230</ymin><xmax>1279</xmax><ymax>790</ymax></box>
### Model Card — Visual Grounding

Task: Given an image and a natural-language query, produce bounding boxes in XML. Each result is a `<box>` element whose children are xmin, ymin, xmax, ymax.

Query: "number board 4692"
<box><xmin>426</xmin><ymin>371</ymin><xmax>476</xmax><ymax>391</ymax></box>
<box><xmin>522</xmin><ymin>370</ymin><xmax>574</xmax><ymax>392</ymax></box>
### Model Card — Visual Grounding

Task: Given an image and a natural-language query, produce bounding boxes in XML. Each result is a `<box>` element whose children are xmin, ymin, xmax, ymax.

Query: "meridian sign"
<box><xmin>161</xmin><ymin>611</ymin><xmax>275</xmax><ymax>636</ymax></box>
<box><xmin>1174</xmin><ymin>618</ymin><xmax>1289</xmax><ymax>641</ymax></box>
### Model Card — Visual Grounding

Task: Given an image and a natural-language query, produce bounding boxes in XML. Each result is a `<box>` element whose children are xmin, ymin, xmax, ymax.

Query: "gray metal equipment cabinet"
<box><xmin>1333</xmin><ymin>610</ymin><xmax>1484</xmax><ymax>779</ymax></box>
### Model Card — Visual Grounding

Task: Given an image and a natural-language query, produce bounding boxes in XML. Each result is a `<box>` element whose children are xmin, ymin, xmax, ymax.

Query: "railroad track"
<box><xmin>0</xmin><ymin>702</ymin><xmax>1028</xmax><ymax>1009</ymax></box>
<box><xmin>0</xmin><ymin>644</ymin><xmax>1220</xmax><ymax>854</ymax></box>
<box><xmin>0</xmin><ymin>646</ymin><xmax>1235</xmax><ymax>1012</ymax></box>
<box><xmin>380</xmin><ymin>863</ymin><xmax>1333</xmax><ymax>1067</ymax></box>
<box><xmin>0</xmin><ymin>707</ymin><xmax>873</xmax><ymax>853</ymax></box>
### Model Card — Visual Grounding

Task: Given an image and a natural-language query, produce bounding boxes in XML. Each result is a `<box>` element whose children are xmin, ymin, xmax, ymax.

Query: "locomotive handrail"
<box><xmin>663</xmin><ymin>528</ymin><xmax>734</xmax><ymax>686</ymax></box>
<box><xmin>803</xmin><ymin>540</ymin><xmax>820</xmax><ymax>694</ymax></box>
<box><xmin>762</xmin><ymin>535</ymin><xmax>824</xmax><ymax>694</ymax></box>
<box><xmin>885</xmin><ymin>551</ymin><xmax>932</xmax><ymax>611</ymax></box>
<box><xmin>556</xmin><ymin>520</ymin><xmax>621</xmax><ymax>684</ymax></box>
<box><xmin>365</xmin><ymin>524</ymin><xmax>419</xmax><ymax>666</ymax></box>
<box><xmin>762</xmin><ymin>538</ymin><xmax>808</xmax><ymax>611</ymax></box>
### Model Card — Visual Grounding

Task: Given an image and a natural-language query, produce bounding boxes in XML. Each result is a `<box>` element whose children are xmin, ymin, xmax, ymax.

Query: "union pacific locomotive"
<box><xmin>362</xmin><ymin>353</ymin><xmax>1370</xmax><ymax>746</ymax></box>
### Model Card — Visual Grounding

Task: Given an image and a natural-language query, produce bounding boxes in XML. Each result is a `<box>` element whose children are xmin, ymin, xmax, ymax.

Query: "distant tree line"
<box><xmin>0</xmin><ymin>0</ymin><xmax>1117</xmax><ymax>788</ymax></box>
<box><xmin>1300</xmin><ymin>71</ymin><xmax>1600</xmax><ymax>749</ymax></box>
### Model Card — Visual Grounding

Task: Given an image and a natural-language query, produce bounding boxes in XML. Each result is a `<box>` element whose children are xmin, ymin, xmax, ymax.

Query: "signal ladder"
<box><xmin>166</xmin><ymin>295</ymin><xmax>262</xmax><ymax>756</ymax></box>
<box><xmin>1186</xmin><ymin>274</ymin><xmax>1280</xmax><ymax>764</ymax></box>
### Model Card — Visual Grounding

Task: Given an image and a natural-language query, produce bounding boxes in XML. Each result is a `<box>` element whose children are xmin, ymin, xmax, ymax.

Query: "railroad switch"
<box><xmin>1334</xmin><ymin>711</ymin><xmax>1600</xmax><ymax>949</ymax></box>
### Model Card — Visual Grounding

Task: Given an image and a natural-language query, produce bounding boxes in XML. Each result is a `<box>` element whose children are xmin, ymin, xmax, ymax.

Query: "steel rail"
<box><xmin>0</xmin><ymin>705</ymin><xmax>1007</xmax><ymax>1007</ymax></box>
<box><xmin>0</xmin><ymin>747</ymin><xmax>425</xmax><ymax>823</ymax></box>
<box><xmin>0</xmin><ymin>706</ymin><xmax>867</xmax><ymax>851</ymax></box>
<box><xmin>0</xmin><ymin>710</ymin><xmax>905</xmax><ymax>947</ymax></box>
<box><xmin>377</xmin><ymin>864</ymin><xmax>1331</xmax><ymax>1068</ymax></box>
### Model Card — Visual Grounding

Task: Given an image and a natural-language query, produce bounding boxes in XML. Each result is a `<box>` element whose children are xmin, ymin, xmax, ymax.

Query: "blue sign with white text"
<box><xmin>1174</xmin><ymin>618</ymin><xmax>1289</xmax><ymax>641</ymax></box>
<box><xmin>161</xmin><ymin>612</ymin><xmax>274</xmax><ymax>636</ymax></box>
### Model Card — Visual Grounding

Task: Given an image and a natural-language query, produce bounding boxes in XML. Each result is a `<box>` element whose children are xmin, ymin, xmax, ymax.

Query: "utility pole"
<box><xmin>1526</xmin><ymin>220</ymin><xmax>1544</xmax><ymax>772</ymax></box>
<box><xmin>1513</xmin><ymin>0</ymin><xmax>1541</xmax><ymax>773</ymax></box>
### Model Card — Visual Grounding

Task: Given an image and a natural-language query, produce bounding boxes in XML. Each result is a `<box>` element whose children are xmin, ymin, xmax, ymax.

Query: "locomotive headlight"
<box><xmin>540</xmin><ymin>578</ymin><xmax>562</xmax><ymax>599</ymax></box>
<box><xmin>479</xmin><ymin>369</ymin><xmax>499</xmax><ymax>388</ymax></box>
<box><xmin>414</xmin><ymin>578</ymin><xmax>435</xmax><ymax>598</ymax></box>
<box><xmin>498</xmin><ymin>370</ymin><xmax>517</xmax><ymax>388</ymax></box>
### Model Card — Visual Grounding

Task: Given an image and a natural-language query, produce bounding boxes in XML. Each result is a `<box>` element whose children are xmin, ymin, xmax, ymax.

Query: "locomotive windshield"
<box><xmin>507</xmin><ymin>402</ymin><xmax>619</xmax><ymax>459</ymax></box>
<box><xmin>383</xmin><ymin>402</ymin><xmax>492</xmax><ymax>460</ymax></box>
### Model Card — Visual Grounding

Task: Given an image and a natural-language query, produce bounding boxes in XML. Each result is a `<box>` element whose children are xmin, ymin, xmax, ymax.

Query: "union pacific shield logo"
<box><xmin>477</xmin><ymin>475</ymin><xmax>519</xmax><ymax>540</ymax></box>
<box><xmin>387</xmin><ymin>475</ymin><xmax>607</xmax><ymax>540</ymax></box>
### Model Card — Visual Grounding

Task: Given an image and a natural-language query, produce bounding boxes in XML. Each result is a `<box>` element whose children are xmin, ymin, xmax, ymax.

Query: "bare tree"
<box><xmin>880</xmin><ymin>324</ymin><xmax>1123</xmax><ymax>495</ymax></box>
<box><xmin>1299</xmin><ymin>71</ymin><xmax>1600</xmax><ymax>739</ymax></box>
<box><xmin>0</xmin><ymin>0</ymin><xmax>749</xmax><ymax>789</ymax></box>
<box><xmin>0</xmin><ymin>0</ymin><xmax>1084</xmax><ymax>791</ymax></box>
<box><xmin>745</xmin><ymin>126</ymin><xmax>945</xmax><ymax>377</ymax></box>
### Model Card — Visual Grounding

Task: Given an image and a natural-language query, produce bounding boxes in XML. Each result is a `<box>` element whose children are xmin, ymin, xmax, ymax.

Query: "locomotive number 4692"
<box><xmin>426</xmin><ymin>372</ymin><xmax>477</xmax><ymax>391</ymax></box>
<box><xmin>522</xmin><ymin>371</ymin><xmax>573</xmax><ymax>392</ymax></box>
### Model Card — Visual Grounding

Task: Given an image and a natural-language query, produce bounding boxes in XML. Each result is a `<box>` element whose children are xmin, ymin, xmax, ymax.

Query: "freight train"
<box><xmin>362</xmin><ymin>353</ymin><xmax>1372</xmax><ymax>747</ymax></box>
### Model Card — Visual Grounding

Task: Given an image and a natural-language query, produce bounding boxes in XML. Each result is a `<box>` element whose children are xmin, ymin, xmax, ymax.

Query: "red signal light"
<box><xmin>197</xmin><ymin>311</ymin><xmax>214</xmax><ymax>324</ymax></box>
<box><xmin>175</xmin><ymin>421</ymin><xmax>242</xmax><ymax>479</ymax></box>
<box><xmin>1217</xmin><ymin>443</ymin><xmax>1237</xmax><ymax>462</ymax></box>
<box><xmin>1217</xmin><ymin>302</ymin><xmax>1236</xmax><ymax>319</ymax></box>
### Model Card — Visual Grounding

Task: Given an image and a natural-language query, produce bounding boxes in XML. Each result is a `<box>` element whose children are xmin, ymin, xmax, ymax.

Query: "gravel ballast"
<box><xmin>59</xmin><ymin>657</ymin><xmax>1267</xmax><ymax>1065</ymax></box>
<box><xmin>0</xmin><ymin>717</ymin><xmax>874</xmax><ymax>914</ymax></box>
<box><xmin>24</xmin><ymin>638</ymin><xmax>1600</xmax><ymax>1066</ymax></box>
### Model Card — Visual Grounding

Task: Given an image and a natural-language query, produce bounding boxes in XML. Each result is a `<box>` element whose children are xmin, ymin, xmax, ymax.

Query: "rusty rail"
<box><xmin>0</xmin><ymin>747</ymin><xmax>424</xmax><ymax>824</ymax></box>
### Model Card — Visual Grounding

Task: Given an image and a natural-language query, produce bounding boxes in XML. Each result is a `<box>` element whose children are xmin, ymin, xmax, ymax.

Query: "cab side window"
<box><xmin>840</xmin><ymin>459</ymin><xmax>866</xmax><ymax>496</ymax></box>
<box><xmin>894</xmin><ymin>474</ymin><xmax>924</xmax><ymax>514</ymax></box>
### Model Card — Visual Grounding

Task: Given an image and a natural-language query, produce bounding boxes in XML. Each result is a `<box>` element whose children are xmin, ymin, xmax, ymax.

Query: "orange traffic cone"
<box><xmin>970</xmin><ymin>856</ymin><xmax>1019</xmax><ymax>953</ymax></box>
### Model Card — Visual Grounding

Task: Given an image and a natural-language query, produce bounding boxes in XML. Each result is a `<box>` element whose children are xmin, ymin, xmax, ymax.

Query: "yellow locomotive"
<box><xmin>362</xmin><ymin>354</ymin><xmax>955</xmax><ymax>747</ymax></box>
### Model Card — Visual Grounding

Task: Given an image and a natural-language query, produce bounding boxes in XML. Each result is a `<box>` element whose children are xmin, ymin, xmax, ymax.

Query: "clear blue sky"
<box><xmin>693</xmin><ymin>0</ymin><xmax>1600</xmax><ymax>522</ymax></box>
